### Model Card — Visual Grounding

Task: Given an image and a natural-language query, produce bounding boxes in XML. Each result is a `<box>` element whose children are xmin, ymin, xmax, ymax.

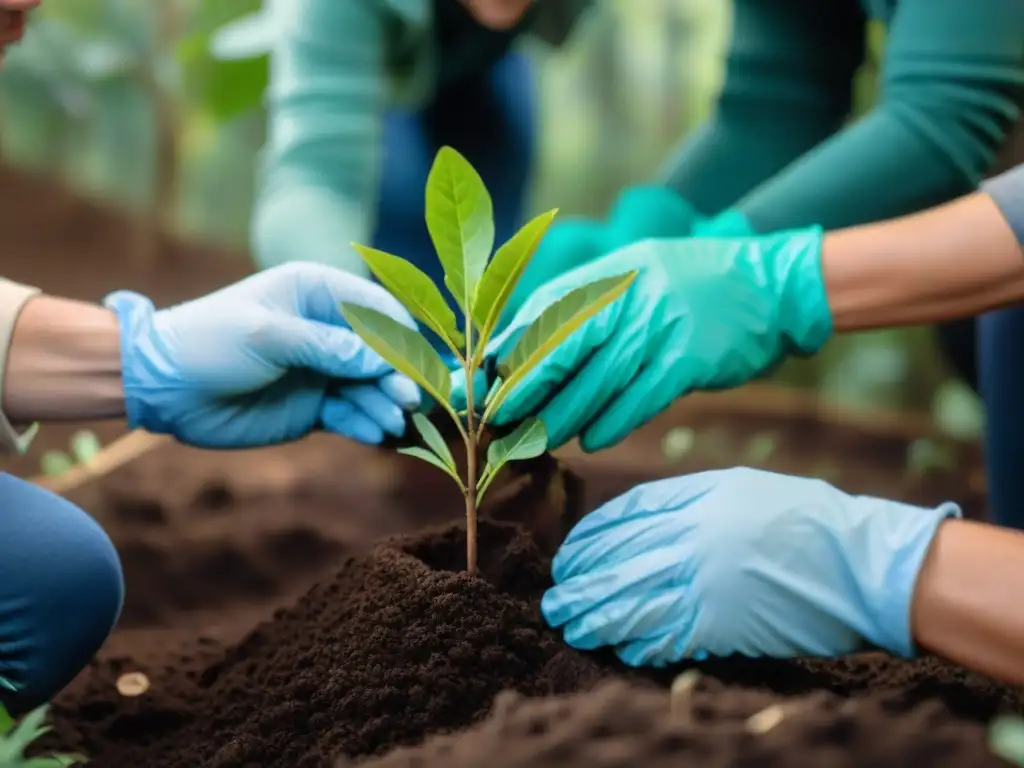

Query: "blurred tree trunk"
<box><xmin>661</xmin><ymin>0</ymin><xmax>688</xmax><ymax>142</ymax></box>
<box><xmin>135</xmin><ymin>0</ymin><xmax>183</xmax><ymax>270</ymax></box>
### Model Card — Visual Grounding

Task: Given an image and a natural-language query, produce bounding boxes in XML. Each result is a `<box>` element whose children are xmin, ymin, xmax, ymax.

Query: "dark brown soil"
<box><xmin>351</xmin><ymin>677</ymin><xmax>1016</xmax><ymax>768</ymax></box>
<box><xmin>2</xmin><ymin>167</ymin><xmax>1015</xmax><ymax>767</ymax></box>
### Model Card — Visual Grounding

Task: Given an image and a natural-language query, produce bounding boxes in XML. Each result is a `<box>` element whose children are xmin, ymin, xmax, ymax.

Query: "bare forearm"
<box><xmin>821</xmin><ymin>192</ymin><xmax>1024</xmax><ymax>332</ymax></box>
<box><xmin>3</xmin><ymin>295</ymin><xmax>124</xmax><ymax>422</ymax></box>
<box><xmin>911</xmin><ymin>519</ymin><xmax>1024</xmax><ymax>685</ymax></box>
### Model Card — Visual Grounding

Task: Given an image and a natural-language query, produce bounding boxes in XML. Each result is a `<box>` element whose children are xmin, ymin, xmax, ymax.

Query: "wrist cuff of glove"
<box><xmin>862</xmin><ymin>500</ymin><xmax>963</xmax><ymax>659</ymax></box>
<box><xmin>102</xmin><ymin>290</ymin><xmax>171</xmax><ymax>436</ymax></box>
<box><xmin>764</xmin><ymin>226</ymin><xmax>833</xmax><ymax>355</ymax></box>
<box><xmin>607</xmin><ymin>186</ymin><xmax>700</xmax><ymax>245</ymax></box>
<box><xmin>693</xmin><ymin>209</ymin><xmax>757</xmax><ymax>238</ymax></box>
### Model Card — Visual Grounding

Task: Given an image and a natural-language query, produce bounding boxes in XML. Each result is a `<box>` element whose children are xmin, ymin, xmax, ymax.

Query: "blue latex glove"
<box><xmin>456</xmin><ymin>228</ymin><xmax>832</xmax><ymax>451</ymax></box>
<box><xmin>104</xmin><ymin>263</ymin><xmax>421</xmax><ymax>448</ymax></box>
<box><xmin>502</xmin><ymin>186</ymin><xmax>701</xmax><ymax>326</ymax></box>
<box><xmin>542</xmin><ymin>468</ymin><xmax>962</xmax><ymax>666</ymax></box>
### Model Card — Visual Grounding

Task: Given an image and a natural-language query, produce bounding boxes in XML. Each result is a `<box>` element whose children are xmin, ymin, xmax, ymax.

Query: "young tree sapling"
<box><xmin>339</xmin><ymin>146</ymin><xmax>636</xmax><ymax>576</ymax></box>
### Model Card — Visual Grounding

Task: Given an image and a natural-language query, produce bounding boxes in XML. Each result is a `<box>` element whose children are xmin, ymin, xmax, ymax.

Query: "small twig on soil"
<box><xmin>116</xmin><ymin>672</ymin><xmax>150</xmax><ymax>697</ymax></box>
<box><xmin>669</xmin><ymin>669</ymin><xmax>701</xmax><ymax>725</ymax></box>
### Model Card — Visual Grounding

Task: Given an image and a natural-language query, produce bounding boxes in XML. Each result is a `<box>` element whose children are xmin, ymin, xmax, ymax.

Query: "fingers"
<box><xmin>292</xmin><ymin>263</ymin><xmax>418</xmax><ymax>331</ymax></box>
<box><xmin>377</xmin><ymin>371</ymin><xmax>421</xmax><ymax>411</ymax></box>
<box><xmin>528</xmin><ymin>320</ymin><xmax>645</xmax><ymax>450</ymax></box>
<box><xmin>319</xmin><ymin>397</ymin><xmax>386</xmax><ymax>445</ymax></box>
<box><xmin>489</xmin><ymin>302</ymin><xmax>621</xmax><ymax>426</ymax></box>
<box><xmin>339</xmin><ymin>383</ymin><xmax>408</xmax><ymax>439</ymax></box>
<box><xmin>541</xmin><ymin>553</ymin><xmax>697</xmax><ymax>649</ymax></box>
<box><xmin>262</xmin><ymin>317</ymin><xmax>401</xmax><ymax>380</ymax></box>
<box><xmin>551</xmin><ymin>476</ymin><xmax>712</xmax><ymax>582</ymax></box>
<box><xmin>450</xmin><ymin>367</ymin><xmax>489</xmax><ymax>412</ymax></box>
<box><xmin>581</xmin><ymin>335</ymin><xmax>690</xmax><ymax>451</ymax></box>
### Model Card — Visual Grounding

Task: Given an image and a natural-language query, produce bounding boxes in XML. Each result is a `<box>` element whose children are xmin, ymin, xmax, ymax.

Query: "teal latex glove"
<box><xmin>456</xmin><ymin>228</ymin><xmax>832</xmax><ymax>451</ymax></box>
<box><xmin>502</xmin><ymin>186</ymin><xmax>701</xmax><ymax>326</ymax></box>
<box><xmin>691</xmin><ymin>208</ymin><xmax>757</xmax><ymax>237</ymax></box>
<box><xmin>542</xmin><ymin>468</ymin><xmax>962</xmax><ymax>666</ymax></box>
<box><xmin>105</xmin><ymin>263</ymin><xmax>421</xmax><ymax>448</ymax></box>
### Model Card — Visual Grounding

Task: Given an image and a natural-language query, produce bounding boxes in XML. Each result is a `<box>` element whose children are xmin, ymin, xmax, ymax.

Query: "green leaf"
<box><xmin>398</xmin><ymin>447</ymin><xmax>465</xmax><ymax>489</ymax></box>
<box><xmin>10</xmin><ymin>705</ymin><xmax>50</xmax><ymax>748</ymax></box>
<box><xmin>351</xmin><ymin>244</ymin><xmax>465</xmax><ymax>352</ymax></box>
<box><xmin>990</xmin><ymin>715</ymin><xmax>1024</xmax><ymax>766</ymax></box>
<box><xmin>425</xmin><ymin>147</ymin><xmax>495</xmax><ymax>313</ymax></box>
<box><xmin>339</xmin><ymin>303</ymin><xmax>451</xmax><ymax>407</ymax></box>
<box><xmin>0</xmin><ymin>704</ymin><xmax>14</xmax><ymax>734</ymax></box>
<box><xmin>40</xmin><ymin>451</ymin><xmax>74</xmax><ymax>477</ymax></box>
<box><xmin>23</xmin><ymin>757</ymin><xmax>87</xmax><ymax>767</ymax></box>
<box><xmin>478</xmin><ymin>418</ymin><xmax>548</xmax><ymax>501</ymax></box>
<box><xmin>70</xmin><ymin>430</ymin><xmax>102</xmax><ymax>465</ymax></box>
<box><xmin>485</xmin><ymin>272</ymin><xmax>637</xmax><ymax>420</ymax></box>
<box><xmin>486</xmin><ymin>418</ymin><xmax>548</xmax><ymax>469</ymax></box>
<box><xmin>471</xmin><ymin>209</ymin><xmax>558</xmax><ymax>348</ymax></box>
<box><xmin>411</xmin><ymin>413</ymin><xmax>456</xmax><ymax>471</ymax></box>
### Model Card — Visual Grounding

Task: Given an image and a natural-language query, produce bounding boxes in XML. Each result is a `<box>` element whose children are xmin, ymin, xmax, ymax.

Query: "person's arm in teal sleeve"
<box><xmin>658</xmin><ymin>0</ymin><xmax>867</xmax><ymax>218</ymax></box>
<box><xmin>729</xmin><ymin>0</ymin><xmax>1024</xmax><ymax>233</ymax></box>
<box><xmin>251</xmin><ymin>0</ymin><xmax>386</xmax><ymax>275</ymax></box>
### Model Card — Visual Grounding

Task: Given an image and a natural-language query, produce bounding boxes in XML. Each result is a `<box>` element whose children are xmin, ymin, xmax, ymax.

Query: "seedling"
<box><xmin>339</xmin><ymin>146</ymin><xmax>636</xmax><ymax>576</ymax></box>
<box><xmin>39</xmin><ymin>430</ymin><xmax>102</xmax><ymax>478</ymax></box>
<box><xmin>0</xmin><ymin>702</ymin><xmax>86</xmax><ymax>766</ymax></box>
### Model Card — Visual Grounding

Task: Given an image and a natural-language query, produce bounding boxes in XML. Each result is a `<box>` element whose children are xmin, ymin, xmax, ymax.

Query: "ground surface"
<box><xmin>0</xmin><ymin>166</ymin><xmax>1014</xmax><ymax>766</ymax></box>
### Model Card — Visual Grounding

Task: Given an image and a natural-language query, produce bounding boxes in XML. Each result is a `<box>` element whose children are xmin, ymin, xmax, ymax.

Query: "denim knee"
<box><xmin>0</xmin><ymin>473</ymin><xmax>124</xmax><ymax>712</ymax></box>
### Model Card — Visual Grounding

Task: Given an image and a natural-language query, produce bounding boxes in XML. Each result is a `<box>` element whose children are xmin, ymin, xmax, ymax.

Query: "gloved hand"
<box><xmin>542</xmin><ymin>467</ymin><xmax>962</xmax><ymax>666</ymax></box>
<box><xmin>691</xmin><ymin>208</ymin><xmax>757</xmax><ymax>237</ymax></box>
<box><xmin>104</xmin><ymin>262</ymin><xmax>421</xmax><ymax>448</ymax></box>
<box><xmin>502</xmin><ymin>186</ymin><xmax>701</xmax><ymax>326</ymax></box>
<box><xmin>456</xmin><ymin>228</ymin><xmax>833</xmax><ymax>451</ymax></box>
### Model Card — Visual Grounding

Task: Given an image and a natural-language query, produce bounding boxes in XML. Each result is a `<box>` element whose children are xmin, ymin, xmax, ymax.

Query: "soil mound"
<box><xmin>49</xmin><ymin>521</ymin><xmax>621</xmax><ymax>767</ymax></box>
<box><xmin>49</xmin><ymin>516</ymin><xmax>1024</xmax><ymax>768</ymax></box>
<box><xmin>351</xmin><ymin>678</ymin><xmax>1008</xmax><ymax>768</ymax></box>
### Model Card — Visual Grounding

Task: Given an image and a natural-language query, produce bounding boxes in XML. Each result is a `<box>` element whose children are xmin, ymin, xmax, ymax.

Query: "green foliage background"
<box><xmin>0</xmin><ymin>0</ymin><xmax>984</xmax><ymax>435</ymax></box>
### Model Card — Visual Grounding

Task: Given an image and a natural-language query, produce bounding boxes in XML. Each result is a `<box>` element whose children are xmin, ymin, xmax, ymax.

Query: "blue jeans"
<box><xmin>979</xmin><ymin>307</ymin><xmax>1024</xmax><ymax>529</ymax></box>
<box><xmin>371</xmin><ymin>51</ymin><xmax>536</xmax><ymax>351</ymax></box>
<box><xmin>0</xmin><ymin>473</ymin><xmax>123</xmax><ymax>712</ymax></box>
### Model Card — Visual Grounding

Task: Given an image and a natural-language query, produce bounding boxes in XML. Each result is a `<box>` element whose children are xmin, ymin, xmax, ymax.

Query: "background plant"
<box><xmin>339</xmin><ymin>146</ymin><xmax>636</xmax><ymax>576</ymax></box>
<box><xmin>39</xmin><ymin>430</ymin><xmax>102</xmax><ymax>478</ymax></box>
<box><xmin>0</xmin><ymin>702</ymin><xmax>85</xmax><ymax>766</ymax></box>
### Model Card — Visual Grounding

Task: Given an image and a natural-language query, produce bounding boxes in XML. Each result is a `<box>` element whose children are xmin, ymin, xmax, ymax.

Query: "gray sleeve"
<box><xmin>983</xmin><ymin>164</ymin><xmax>1024</xmax><ymax>246</ymax></box>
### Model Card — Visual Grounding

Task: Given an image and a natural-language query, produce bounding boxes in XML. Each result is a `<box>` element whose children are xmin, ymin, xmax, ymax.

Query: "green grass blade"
<box><xmin>351</xmin><ymin>244</ymin><xmax>465</xmax><ymax>352</ymax></box>
<box><xmin>339</xmin><ymin>303</ymin><xmax>451</xmax><ymax>406</ymax></box>
<box><xmin>485</xmin><ymin>272</ymin><xmax>637</xmax><ymax>421</ymax></box>
<box><xmin>471</xmin><ymin>209</ymin><xmax>558</xmax><ymax>349</ymax></box>
<box><xmin>425</xmin><ymin>146</ymin><xmax>495</xmax><ymax>313</ymax></box>
<box><xmin>411</xmin><ymin>413</ymin><xmax>456</xmax><ymax>471</ymax></box>
<box><xmin>398</xmin><ymin>446</ymin><xmax>465</xmax><ymax>489</ymax></box>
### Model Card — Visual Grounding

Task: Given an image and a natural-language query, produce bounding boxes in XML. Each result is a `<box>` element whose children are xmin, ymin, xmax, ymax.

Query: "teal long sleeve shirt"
<box><xmin>252</xmin><ymin>0</ymin><xmax>425</xmax><ymax>276</ymax></box>
<box><xmin>660</xmin><ymin>0</ymin><xmax>1024</xmax><ymax>232</ymax></box>
<box><xmin>251</xmin><ymin>0</ymin><xmax>583</xmax><ymax>275</ymax></box>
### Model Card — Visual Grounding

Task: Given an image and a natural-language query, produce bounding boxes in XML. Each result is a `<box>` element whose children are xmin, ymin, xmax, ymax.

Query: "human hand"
<box><xmin>691</xmin><ymin>208</ymin><xmax>758</xmax><ymax>237</ymax></box>
<box><xmin>104</xmin><ymin>262</ymin><xmax>422</xmax><ymax>449</ymax></box>
<box><xmin>457</xmin><ymin>228</ymin><xmax>832</xmax><ymax>451</ymax></box>
<box><xmin>542</xmin><ymin>468</ymin><xmax>962</xmax><ymax>666</ymax></box>
<box><xmin>501</xmin><ymin>186</ymin><xmax>701</xmax><ymax>328</ymax></box>
<box><xmin>0</xmin><ymin>1</ymin><xmax>38</xmax><ymax>63</ymax></box>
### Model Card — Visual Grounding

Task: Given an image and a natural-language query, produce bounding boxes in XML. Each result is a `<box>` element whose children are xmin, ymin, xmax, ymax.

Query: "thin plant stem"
<box><xmin>462</xmin><ymin>325</ymin><xmax>478</xmax><ymax>577</ymax></box>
